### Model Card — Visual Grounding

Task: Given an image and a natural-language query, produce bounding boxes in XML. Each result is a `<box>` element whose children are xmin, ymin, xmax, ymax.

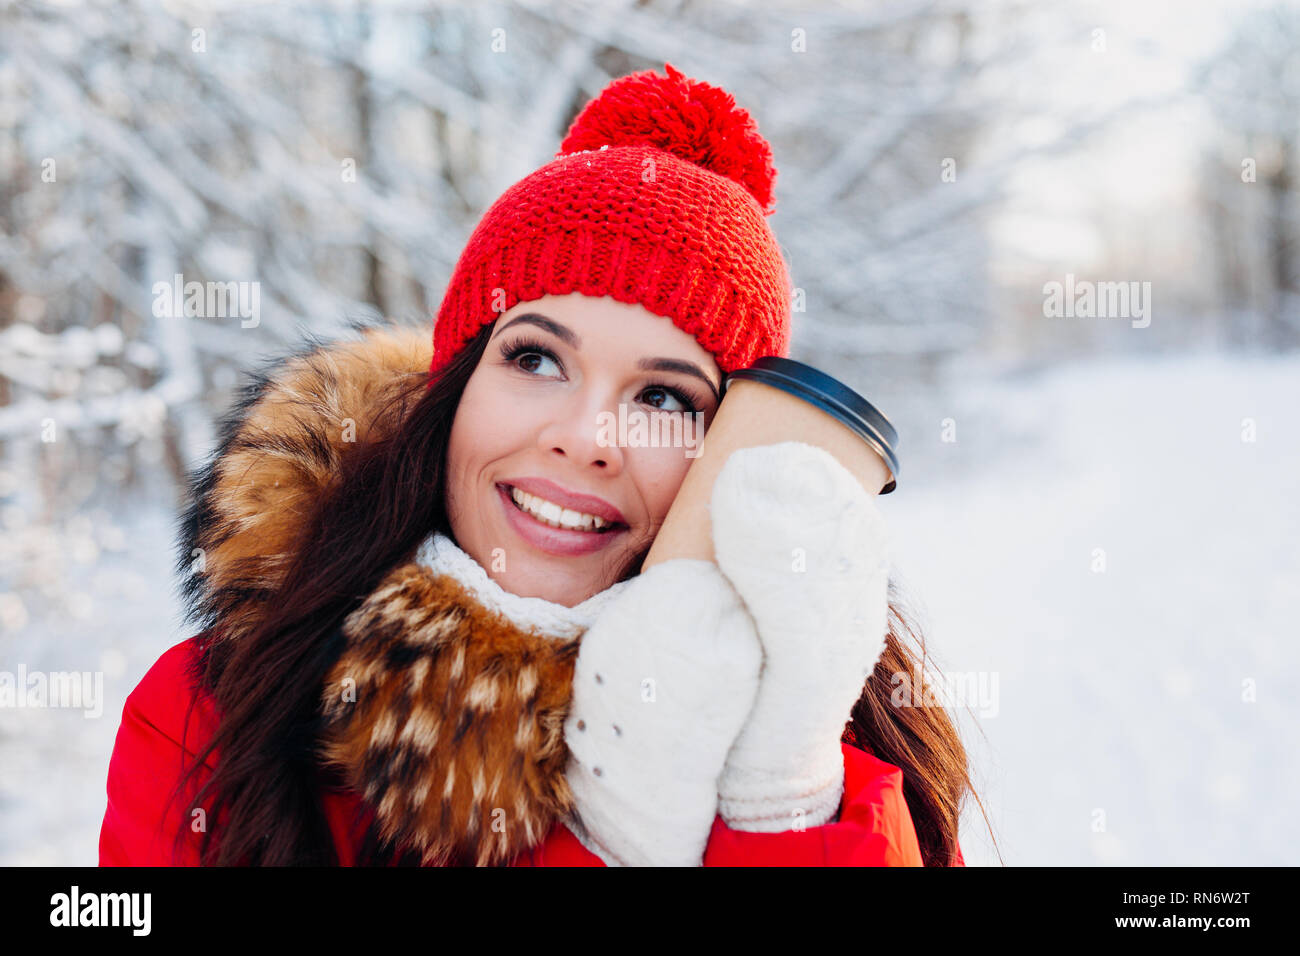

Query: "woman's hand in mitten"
<box><xmin>710</xmin><ymin>440</ymin><xmax>894</xmax><ymax>832</ymax></box>
<box><xmin>563</xmin><ymin>557</ymin><xmax>762</xmax><ymax>866</ymax></box>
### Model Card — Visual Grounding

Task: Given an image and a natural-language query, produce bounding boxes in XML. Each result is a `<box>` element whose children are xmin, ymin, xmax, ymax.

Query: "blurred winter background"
<box><xmin>2</xmin><ymin>0</ymin><xmax>1297</xmax><ymax>866</ymax></box>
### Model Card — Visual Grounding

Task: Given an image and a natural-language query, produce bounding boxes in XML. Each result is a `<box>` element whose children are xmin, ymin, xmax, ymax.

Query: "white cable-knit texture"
<box><xmin>711</xmin><ymin>441</ymin><xmax>894</xmax><ymax>833</ymax></box>
<box><xmin>563</xmin><ymin>558</ymin><xmax>762</xmax><ymax>866</ymax></box>
<box><xmin>415</xmin><ymin>532</ymin><xmax>635</xmax><ymax>639</ymax></box>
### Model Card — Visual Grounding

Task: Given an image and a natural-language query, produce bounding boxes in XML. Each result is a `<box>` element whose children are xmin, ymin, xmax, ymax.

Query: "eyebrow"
<box><xmin>492</xmin><ymin>313</ymin><xmax>722</xmax><ymax>402</ymax></box>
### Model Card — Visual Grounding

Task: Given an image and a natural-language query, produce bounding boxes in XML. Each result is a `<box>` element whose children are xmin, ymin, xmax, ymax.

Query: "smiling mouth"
<box><xmin>500</xmin><ymin>484</ymin><xmax>627</xmax><ymax>534</ymax></box>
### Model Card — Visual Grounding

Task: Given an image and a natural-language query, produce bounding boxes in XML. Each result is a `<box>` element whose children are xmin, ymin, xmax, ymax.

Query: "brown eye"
<box><xmin>640</xmin><ymin>383</ymin><xmax>703</xmax><ymax>415</ymax></box>
<box><xmin>500</xmin><ymin>338</ymin><xmax>563</xmax><ymax>377</ymax></box>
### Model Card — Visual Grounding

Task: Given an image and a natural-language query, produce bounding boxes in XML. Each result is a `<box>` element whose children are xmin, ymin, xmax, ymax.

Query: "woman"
<box><xmin>99</xmin><ymin>64</ymin><xmax>989</xmax><ymax>866</ymax></box>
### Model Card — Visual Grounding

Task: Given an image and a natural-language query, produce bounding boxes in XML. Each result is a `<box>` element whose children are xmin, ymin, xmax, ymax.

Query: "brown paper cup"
<box><xmin>641</xmin><ymin>358</ymin><xmax>899</xmax><ymax>570</ymax></box>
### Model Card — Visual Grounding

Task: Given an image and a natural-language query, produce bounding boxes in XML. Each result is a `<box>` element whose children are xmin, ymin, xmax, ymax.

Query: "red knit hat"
<box><xmin>430</xmin><ymin>63</ymin><xmax>791</xmax><ymax>378</ymax></box>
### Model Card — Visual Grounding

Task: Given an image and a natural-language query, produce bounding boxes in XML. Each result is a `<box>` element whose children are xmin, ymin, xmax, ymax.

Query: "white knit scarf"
<box><xmin>414</xmin><ymin>531</ymin><xmax>637</xmax><ymax>640</ymax></box>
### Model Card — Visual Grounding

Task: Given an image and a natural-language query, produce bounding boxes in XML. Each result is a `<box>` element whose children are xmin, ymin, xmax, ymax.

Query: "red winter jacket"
<box><xmin>99</xmin><ymin>636</ymin><xmax>960</xmax><ymax>867</ymax></box>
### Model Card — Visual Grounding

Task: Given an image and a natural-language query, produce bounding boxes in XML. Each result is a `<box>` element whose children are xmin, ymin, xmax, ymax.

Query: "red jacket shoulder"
<box><xmin>99</xmin><ymin>636</ymin><xmax>219</xmax><ymax>866</ymax></box>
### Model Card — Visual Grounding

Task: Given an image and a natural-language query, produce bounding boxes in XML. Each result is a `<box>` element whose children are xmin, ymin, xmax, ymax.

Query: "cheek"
<box><xmin>448</xmin><ymin>376</ymin><xmax>533</xmax><ymax>483</ymax></box>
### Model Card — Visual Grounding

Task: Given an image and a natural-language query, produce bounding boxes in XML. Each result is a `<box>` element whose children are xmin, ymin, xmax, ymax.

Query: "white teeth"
<box><xmin>509</xmin><ymin>487</ymin><xmax>612</xmax><ymax>532</ymax></box>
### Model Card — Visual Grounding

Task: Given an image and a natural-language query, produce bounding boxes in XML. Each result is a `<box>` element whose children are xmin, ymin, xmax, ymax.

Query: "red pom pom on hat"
<box><xmin>557</xmin><ymin>63</ymin><xmax>778</xmax><ymax>215</ymax></box>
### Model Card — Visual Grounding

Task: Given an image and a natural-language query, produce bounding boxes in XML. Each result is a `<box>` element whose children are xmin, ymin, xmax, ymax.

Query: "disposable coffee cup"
<box><xmin>640</xmin><ymin>356</ymin><xmax>900</xmax><ymax>571</ymax></box>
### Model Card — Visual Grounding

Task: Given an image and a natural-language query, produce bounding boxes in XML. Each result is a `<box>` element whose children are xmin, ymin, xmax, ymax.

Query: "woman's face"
<box><xmin>445</xmin><ymin>293</ymin><xmax>724</xmax><ymax>607</ymax></box>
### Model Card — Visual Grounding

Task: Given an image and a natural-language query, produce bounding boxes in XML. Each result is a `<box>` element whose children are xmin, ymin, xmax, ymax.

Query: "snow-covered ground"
<box><xmin>890</xmin><ymin>349</ymin><xmax>1300</xmax><ymax>865</ymax></box>
<box><xmin>2</xmin><ymin>348</ymin><xmax>1296</xmax><ymax>865</ymax></box>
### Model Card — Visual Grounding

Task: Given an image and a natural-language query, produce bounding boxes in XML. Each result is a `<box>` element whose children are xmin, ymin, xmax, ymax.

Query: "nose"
<box><xmin>538</xmin><ymin>394</ymin><xmax>627</xmax><ymax>474</ymax></box>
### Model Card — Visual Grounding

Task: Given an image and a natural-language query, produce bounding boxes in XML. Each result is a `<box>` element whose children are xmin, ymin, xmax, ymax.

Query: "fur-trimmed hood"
<box><xmin>177</xmin><ymin>322</ymin><xmax>586</xmax><ymax>866</ymax></box>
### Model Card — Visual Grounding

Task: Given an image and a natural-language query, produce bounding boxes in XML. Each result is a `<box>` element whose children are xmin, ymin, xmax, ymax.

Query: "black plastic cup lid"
<box><xmin>725</xmin><ymin>357</ymin><xmax>900</xmax><ymax>494</ymax></box>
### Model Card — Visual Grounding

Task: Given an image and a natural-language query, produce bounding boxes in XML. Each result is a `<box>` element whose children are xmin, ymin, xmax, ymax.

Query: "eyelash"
<box><xmin>499</xmin><ymin>336</ymin><xmax>707</xmax><ymax>414</ymax></box>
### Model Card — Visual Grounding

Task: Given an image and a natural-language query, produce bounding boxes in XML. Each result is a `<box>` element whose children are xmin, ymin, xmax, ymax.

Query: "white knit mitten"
<box><xmin>564</xmin><ymin>557</ymin><xmax>762</xmax><ymax>866</ymax></box>
<box><xmin>710</xmin><ymin>441</ymin><xmax>893</xmax><ymax>832</ymax></box>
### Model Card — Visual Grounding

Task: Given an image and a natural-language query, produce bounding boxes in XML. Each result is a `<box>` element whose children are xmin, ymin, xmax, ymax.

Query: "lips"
<box><xmin>499</xmin><ymin>477</ymin><xmax>627</xmax><ymax>527</ymax></box>
<box><xmin>496</xmin><ymin>482</ymin><xmax>629</xmax><ymax>558</ymax></box>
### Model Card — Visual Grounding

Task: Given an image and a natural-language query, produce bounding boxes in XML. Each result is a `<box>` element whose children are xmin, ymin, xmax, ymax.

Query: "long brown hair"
<box><xmin>169</xmin><ymin>318</ymin><xmax>995</xmax><ymax>866</ymax></box>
